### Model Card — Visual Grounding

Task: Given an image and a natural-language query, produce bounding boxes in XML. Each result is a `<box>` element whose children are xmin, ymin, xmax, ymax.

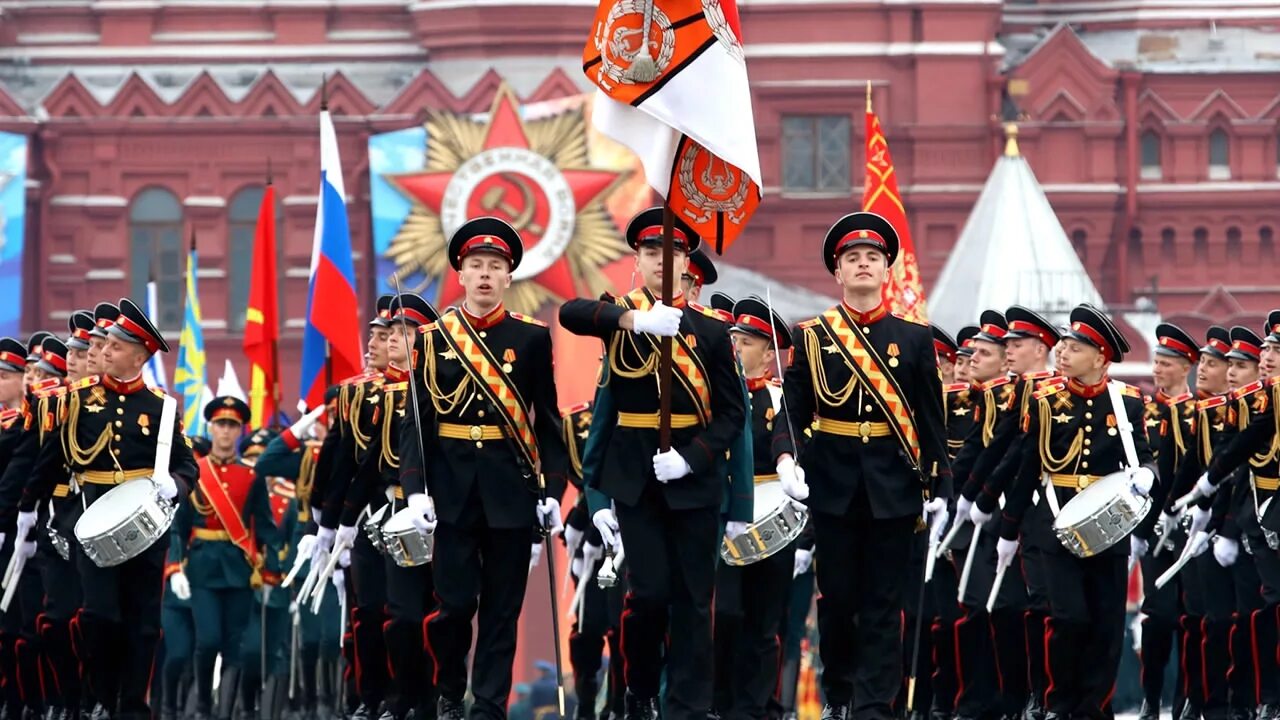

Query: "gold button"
<box><xmin>1079</xmin><ymin>476</ymin><xmax>1092</xmax><ymax>489</ymax></box>
<box><xmin>1081</xmin><ymin>461</ymin><xmax>1089</xmax><ymax>469</ymax></box>
<box><xmin>478</xmin><ymin>410</ymin><xmax>486</xmax><ymax>418</ymax></box>
<box><xmin>479</xmin><ymin>331</ymin><xmax>487</xmax><ymax>338</ymax></box>
<box><xmin>114</xmin><ymin>420</ymin><xmax>122</xmax><ymax>427</ymax></box>
<box><xmin>1085</xmin><ymin>426</ymin><xmax>1092</xmax><ymax>433</ymax></box>
<box><xmin>1084</xmin><ymin>438</ymin><xmax>1092</xmax><ymax>446</ymax></box>
<box><xmin>858</xmin><ymin>422</ymin><xmax>872</xmax><ymax>443</ymax></box>
<box><xmin>1083</xmin><ymin>449</ymin><xmax>1091</xmax><ymax>456</ymax></box>
<box><xmin>1086</xmin><ymin>399</ymin><xmax>1093</xmax><ymax>407</ymax></box>
<box><xmin>113</xmin><ymin>435</ymin><xmax>121</xmax><ymax>442</ymax></box>
<box><xmin>116</xmin><ymin>408</ymin><xmax>124</xmax><ymax>415</ymax></box>
<box><xmin>469</xmin><ymin>426</ymin><xmax>483</xmax><ymax>441</ymax></box>
<box><xmin>475</xmin><ymin>441</ymin><xmax>483</xmax><ymax>449</ymax></box>
<box><xmin>862</xmin><ymin>327</ymin><xmax>870</xmax><ymax>334</ymax></box>
<box><xmin>118</xmin><ymin>396</ymin><xmax>126</xmax><ymax>402</ymax></box>
<box><xmin>112</xmin><ymin>448</ymin><xmax>120</xmax><ymax>455</ymax></box>
<box><xmin>864</xmin><ymin>405</ymin><xmax>873</xmax><ymax>413</ymax></box>
<box><xmin>1085</xmin><ymin>412</ymin><xmax>1093</xmax><ymax>420</ymax></box>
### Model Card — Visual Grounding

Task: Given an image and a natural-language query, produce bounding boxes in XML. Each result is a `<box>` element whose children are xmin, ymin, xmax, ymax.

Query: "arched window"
<box><xmin>1261</xmin><ymin>227</ymin><xmax>1275</xmax><ymax>264</ymax></box>
<box><xmin>1209</xmin><ymin>128</ymin><xmax>1230</xmax><ymax>179</ymax></box>
<box><xmin>129</xmin><ymin>188</ymin><xmax>183</xmax><ymax>331</ymax></box>
<box><xmin>1128</xmin><ymin>228</ymin><xmax>1144</xmax><ymax>269</ymax></box>
<box><xmin>1226</xmin><ymin>226</ymin><xmax>1242</xmax><ymax>264</ymax></box>
<box><xmin>227</xmin><ymin>186</ymin><xmax>285</xmax><ymax>333</ymax></box>
<box><xmin>1140</xmin><ymin>131</ymin><xmax>1162</xmax><ymax>180</ymax></box>
<box><xmin>1071</xmin><ymin>229</ymin><xmax>1088</xmax><ymax>264</ymax></box>
<box><xmin>1193</xmin><ymin>227</ymin><xmax>1209</xmax><ymax>263</ymax></box>
<box><xmin>1161</xmin><ymin>228</ymin><xmax>1176</xmax><ymax>263</ymax></box>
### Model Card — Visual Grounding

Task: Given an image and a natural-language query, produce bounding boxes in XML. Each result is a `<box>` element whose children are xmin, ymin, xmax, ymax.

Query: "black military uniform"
<box><xmin>0</xmin><ymin>338</ymin><xmax>34</xmax><ymax>720</ymax></box>
<box><xmin>1131</xmin><ymin>323</ymin><xmax>1200</xmax><ymax>720</ymax></box>
<box><xmin>22</xmin><ymin>299</ymin><xmax>197</xmax><ymax>720</ymax></box>
<box><xmin>401</xmin><ymin>217</ymin><xmax>569</xmax><ymax>720</ymax></box>
<box><xmin>772</xmin><ymin>212</ymin><xmax>950</xmax><ymax>720</ymax></box>
<box><xmin>559</xmin><ymin>208</ymin><xmax>745</xmax><ymax>720</ymax></box>
<box><xmin>342</xmin><ymin>293</ymin><xmax>438</xmax><ymax>720</ymax></box>
<box><xmin>999</xmin><ymin>305</ymin><xmax>1155</xmax><ymax>719</ymax></box>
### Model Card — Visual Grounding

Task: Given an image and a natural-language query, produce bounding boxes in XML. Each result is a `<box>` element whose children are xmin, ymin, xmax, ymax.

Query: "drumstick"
<box><xmin>0</xmin><ymin>551</ymin><xmax>26</xmax><ymax>612</ymax></box>
<box><xmin>1155</xmin><ymin>531</ymin><xmax>1213</xmax><ymax>589</ymax></box>
<box><xmin>924</xmin><ymin>536</ymin><xmax>938</xmax><ymax>584</ymax></box>
<box><xmin>310</xmin><ymin>537</ymin><xmax>352</xmax><ymax>613</ymax></box>
<box><xmin>955</xmin><ymin>529</ymin><xmax>981</xmax><ymax>604</ymax></box>
<box><xmin>570</xmin><ymin>559</ymin><xmax>593</xmax><ymax>620</ymax></box>
<box><xmin>282</xmin><ymin>550</ymin><xmax>309</xmax><ymax>588</ymax></box>
<box><xmin>936</xmin><ymin>517</ymin><xmax>966</xmax><ymax>557</ymax></box>
<box><xmin>985</xmin><ymin>564</ymin><xmax>1006</xmax><ymax>613</ymax></box>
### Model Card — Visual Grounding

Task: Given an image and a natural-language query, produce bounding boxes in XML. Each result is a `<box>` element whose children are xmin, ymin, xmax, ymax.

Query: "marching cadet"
<box><xmin>401</xmin><ymin>217</ymin><xmax>570</xmax><ymax>720</ymax></box>
<box><xmin>682</xmin><ymin>248</ymin><xmax>717</xmax><ymax>306</ymax></box>
<box><xmin>997</xmin><ymin>305</ymin><xmax>1156</xmax><ymax>720</ymax></box>
<box><xmin>0</xmin><ymin>338</ymin><xmax>32</xmax><ymax>720</ymax></box>
<box><xmin>712</xmin><ymin>296</ymin><xmax>796</xmax><ymax>720</ymax></box>
<box><xmin>168</xmin><ymin>396</ymin><xmax>279</xmax><ymax>720</ymax></box>
<box><xmin>560</xmin><ymin>207</ymin><xmax>746</xmax><ymax>720</ymax></box>
<box><xmin>17</xmin><ymin>298</ymin><xmax>196</xmax><ymax>720</ymax></box>
<box><xmin>86</xmin><ymin>302</ymin><xmax>120</xmax><ymax>376</ymax></box>
<box><xmin>772</xmin><ymin>212</ymin><xmax>950</xmax><ymax>720</ymax></box>
<box><xmin>339</xmin><ymin>293</ymin><xmax>438</xmax><ymax>720</ymax></box>
<box><xmin>313</xmin><ymin>294</ymin><xmax>395</xmax><ymax>720</ymax></box>
<box><xmin>1128</xmin><ymin>323</ymin><xmax>1199</xmax><ymax>720</ymax></box>
<box><xmin>954</xmin><ymin>327</ymin><xmax>977</xmax><ymax>385</ymax></box>
<box><xmin>708</xmin><ymin>292</ymin><xmax>735</xmax><ymax>323</ymax></box>
<box><xmin>23</xmin><ymin>331</ymin><xmax>52</xmax><ymax>385</ymax></box>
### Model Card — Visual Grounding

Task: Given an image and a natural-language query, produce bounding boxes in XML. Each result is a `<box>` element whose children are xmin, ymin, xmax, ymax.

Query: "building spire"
<box><xmin>1003</xmin><ymin>122</ymin><xmax>1020</xmax><ymax>158</ymax></box>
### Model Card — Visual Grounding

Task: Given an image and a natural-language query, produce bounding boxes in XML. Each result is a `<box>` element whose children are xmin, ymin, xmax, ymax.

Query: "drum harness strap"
<box><xmin>1041</xmin><ymin>381</ymin><xmax>1140</xmax><ymax>519</ymax></box>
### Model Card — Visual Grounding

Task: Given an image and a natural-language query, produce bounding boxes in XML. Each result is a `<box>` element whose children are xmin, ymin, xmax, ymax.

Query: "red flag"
<box><xmin>583</xmin><ymin>0</ymin><xmax>762</xmax><ymax>253</ymax></box>
<box><xmin>863</xmin><ymin>91</ymin><xmax>928</xmax><ymax>323</ymax></box>
<box><xmin>243</xmin><ymin>183</ymin><xmax>279</xmax><ymax>427</ymax></box>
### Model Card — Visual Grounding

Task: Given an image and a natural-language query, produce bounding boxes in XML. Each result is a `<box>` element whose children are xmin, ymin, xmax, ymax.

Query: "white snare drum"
<box><xmin>1052</xmin><ymin>471</ymin><xmax>1151</xmax><ymax>558</ymax></box>
<box><xmin>75</xmin><ymin>479</ymin><xmax>177</xmax><ymax>568</ymax></box>
<box><xmin>720</xmin><ymin>481</ymin><xmax>808</xmax><ymax>567</ymax></box>
<box><xmin>380</xmin><ymin>508</ymin><xmax>434</xmax><ymax>567</ymax></box>
<box><xmin>363</xmin><ymin>504</ymin><xmax>390</xmax><ymax>553</ymax></box>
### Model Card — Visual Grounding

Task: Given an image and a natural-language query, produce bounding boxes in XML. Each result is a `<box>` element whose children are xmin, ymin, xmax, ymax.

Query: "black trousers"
<box><xmin>811</xmin><ymin>492</ymin><xmax>916</xmax><ymax>720</ymax></box>
<box><xmin>1194</xmin><ymin>550</ymin><xmax>1235</xmax><ymax>717</ymax></box>
<box><xmin>1040</xmin><ymin>547</ymin><xmax>1127</xmax><ymax>719</ymax></box>
<box><xmin>350</xmin><ymin>529</ymin><xmax>388</xmax><ymax>711</ymax></box>
<box><xmin>614</xmin><ymin>482</ymin><xmax>719</xmax><ymax>720</ymax></box>
<box><xmin>77</xmin><ymin>537</ymin><xmax>166</xmax><ymax>719</ymax></box>
<box><xmin>427</xmin><ymin>514</ymin><xmax>532</xmax><ymax>720</ymax></box>
<box><xmin>1019</xmin><ymin>520</ymin><xmax>1051</xmax><ymax>714</ymax></box>
<box><xmin>38</xmin><ymin>539</ymin><xmax>83</xmax><ymax>711</ymax></box>
<box><xmin>569</xmin><ymin>564</ymin><xmax>625</xmax><ymax>718</ymax></box>
<box><xmin>1180</xmin><ymin>548</ymin><xmax>1206</xmax><ymax>715</ymax></box>
<box><xmin>1247</xmin><ymin>526</ymin><xmax>1280</xmax><ymax>706</ymax></box>
<box><xmin>1139</xmin><ymin>540</ymin><xmax>1182</xmax><ymax>710</ymax></box>
<box><xmin>899</xmin><ymin>531</ymin><xmax>934</xmax><ymax>716</ymax></box>
<box><xmin>929</xmin><ymin>550</ymin><xmax>960</xmax><ymax>715</ymax></box>
<box><xmin>953</xmin><ymin>527</ymin><xmax>1028</xmax><ymax>719</ymax></box>
<box><xmin>384</xmin><ymin>554</ymin><xmax>437</xmax><ymax>718</ymax></box>
<box><xmin>1229</xmin><ymin>545</ymin><xmax>1264</xmax><ymax>712</ymax></box>
<box><xmin>712</xmin><ymin>543</ymin><xmax>795</xmax><ymax>720</ymax></box>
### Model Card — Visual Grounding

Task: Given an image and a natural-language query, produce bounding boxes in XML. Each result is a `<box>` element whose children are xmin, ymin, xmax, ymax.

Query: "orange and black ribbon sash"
<box><xmin>617</xmin><ymin>288</ymin><xmax>712</xmax><ymax>426</ymax></box>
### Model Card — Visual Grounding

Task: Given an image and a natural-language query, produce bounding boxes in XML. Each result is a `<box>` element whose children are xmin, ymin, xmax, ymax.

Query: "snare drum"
<box><xmin>363</xmin><ymin>504</ymin><xmax>390</xmax><ymax>553</ymax></box>
<box><xmin>380</xmin><ymin>508</ymin><xmax>433</xmax><ymax>568</ymax></box>
<box><xmin>75</xmin><ymin>479</ymin><xmax>176</xmax><ymax>568</ymax></box>
<box><xmin>720</xmin><ymin>481</ymin><xmax>808</xmax><ymax>566</ymax></box>
<box><xmin>1052</xmin><ymin>471</ymin><xmax>1151</xmax><ymax>558</ymax></box>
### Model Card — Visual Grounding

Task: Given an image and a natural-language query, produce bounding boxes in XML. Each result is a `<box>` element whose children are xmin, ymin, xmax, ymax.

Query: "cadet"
<box><xmin>168</xmin><ymin>396</ymin><xmax>279</xmax><ymax>720</ymax></box>
<box><xmin>771</xmin><ymin>212</ymin><xmax>950</xmax><ymax>720</ymax></box>
<box><xmin>0</xmin><ymin>338</ymin><xmax>32</xmax><ymax>720</ymax></box>
<box><xmin>682</xmin><ymin>248</ymin><xmax>718</xmax><ymax>306</ymax></box>
<box><xmin>400</xmin><ymin>217</ymin><xmax>570</xmax><ymax>720</ymax></box>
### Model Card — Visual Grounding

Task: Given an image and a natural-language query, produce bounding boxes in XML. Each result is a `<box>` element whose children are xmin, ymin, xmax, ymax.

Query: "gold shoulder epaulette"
<box><xmin>71</xmin><ymin>375</ymin><xmax>99</xmax><ymax>391</ymax></box>
<box><xmin>0</xmin><ymin>408</ymin><xmax>18</xmax><ymax>429</ymax></box>
<box><xmin>1230</xmin><ymin>380</ymin><xmax>1265</xmax><ymax>401</ymax></box>
<box><xmin>1120</xmin><ymin>384</ymin><xmax>1142</xmax><ymax>399</ymax></box>
<box><xmin>980</xmin><ymin>376</ymin><xmax>1012</xmax><ymax>391</ymax></box>
<box><xmin>31</xmin><ymin>378</ymin><xmax>62</xmax><ymax>397</ymax></box>
<box><xmin>383</xmin><ymin>381</ymin><xmax>409</xmax><ymax>392</ymax></box>
<box><xmin>1167</xmin><ymin>392</ymin><xmax>1194</xmax><ymax>406</ymax></box>
<box><xmin>341</xmin><ymin>369</ymin><xmax>377</xmax><ymax>386</ymax></box>
<box><xmin>944</xmin><ymin>382</ymin><xmax>969</xmax><ymax>393</ymax></box>
<box><xmin>149</xmin><ymin>386</ymin><xmax>167</xmax><ymax>398</ymax></box>
<box><xmin>419</xmin><ymin>322</ymin><xmax>437</xmax><ymax>334</ymax></box>
<box><xmin>1267</xmin><ymin>375</ymin><xmax>1280</xmax><ymax>388</ymax></box>
<box><xmin>508</xmin><ymin>311</ymin><xmax>548</xmax><ymax>328</ymax></box>
<box><xmin>891</xmin><ymin>312</ymin><xmax>928</xmax><ymax>327</ymax></box>
<box><xmin>688</xmin><ymin>303</ymin><xmax>725</xmax><ymax>322</ymax></box>
<box><xmin>1199</xmin><ymin>394</ymin><xmax>1228</xmax><ymax>410</ymax></box>
<box><xmin>1033</xmin><ymin>379</ymin><xmax>1068</xmax><ymax>399</ymax></box>
<box><xmin>560</xmin><ymin>401</ymin><xmax>591</xmax><ymax>419</ymax></box>
<box><xmin>798</xmin><ymin>318</ymin><xmax>821</xmax><ymax>329</ymax></box>
<box><xmin>1022</xmin><ymin>370</ymin><xmax>1055</xmax><ymax>381</ymax></box>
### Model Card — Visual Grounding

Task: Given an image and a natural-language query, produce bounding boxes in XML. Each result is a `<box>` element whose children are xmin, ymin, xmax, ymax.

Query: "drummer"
<box><xmin>711</xmin><ymin>296</ymin><xmax>795</xmax><ymax>720</ymax></box>
<box><xmin>18</xmin><ymin>298</ymin><xmax>197</xmax><ymax>720</ymax></box>
<box><xmin>996</xmin><ymin>304</ymin><xmax>1155</xmax><ymax>719</ymax></box>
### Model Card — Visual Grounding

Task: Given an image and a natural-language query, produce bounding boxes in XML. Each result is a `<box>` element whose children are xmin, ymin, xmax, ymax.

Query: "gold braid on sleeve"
<box><xmin>804</xmin><ymin>325</ymin><xmax>855</xmax><ymax>407</ymax></box>
<box><xmin>296</xmin><ymin>447</ymin><xmax>316</xmax><ymax>523</ymax></box>
<box><xmin>380</xmin><ymin>389</ymin><xmax>400</xmax><ymax>470</ymax></box>
<box><xmin>981</xmin><ymin>389</ymin><xmax>999</xmax><ymax>447</ymax></box>
<box><xmin>350</xmin><ymin>382</ymin><xmax>371</xmax><ymax>454</ymax></box>
<box><xmin>1038</xmin><ymin>397</ymin><xmax>1083</xmax><ymax>473</ymax></box>
<box><xmin>63</xmin><ymin>390</ymin><xmax>110</xmax><ymax>468</ymax></box>
<box><xmin>423</xmin><ymin>331</ymin><xmax>472</xmax><ymax>415</ymax></box>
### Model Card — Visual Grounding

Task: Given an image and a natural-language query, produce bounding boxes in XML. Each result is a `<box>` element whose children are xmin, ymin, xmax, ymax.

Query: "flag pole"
<box><xmin>658</xmin><ymin>203</ymin><xmax>675</xmax><ymax>451</ymax></box>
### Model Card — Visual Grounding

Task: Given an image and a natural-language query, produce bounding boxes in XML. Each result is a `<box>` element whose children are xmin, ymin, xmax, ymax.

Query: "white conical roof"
<box><xmin>929</xmin><ymin>125</ymin><xmax>1103</xmax><ymax>334</ymax></box>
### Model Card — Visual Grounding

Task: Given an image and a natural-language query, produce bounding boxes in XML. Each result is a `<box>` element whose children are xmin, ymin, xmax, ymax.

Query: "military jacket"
<box><xmin>1132</xmin><ymin>389</ymin><xmax>1195</xmax><ymax>541</ymax></box>
<box><xmin>170</xmin><ymin>455</ymin><xmax>278</xmax><ymax>589</ymax></box>
<box><xmin>970</xmin><ymin>371</ymin><xmax>1060</xmax><ymax>515</ymax></box>
<box><xmin>944</xmin><ymin>382</ymin><xmax>977</xmax><ymax>461</ymax></box>
<box><xmin>343</xmin><ymin>366</ymin><xmax>410</xmax><ymax>527</ymax></box>
<box><xmin>317</xmin><ymin>369</ymin><xmax>389</xmax><ymax>529</ymax></box>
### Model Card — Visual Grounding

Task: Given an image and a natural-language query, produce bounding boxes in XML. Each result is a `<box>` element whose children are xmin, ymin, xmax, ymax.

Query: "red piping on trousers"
<box><xmin>1251</xmin><ymin>610</ymin><xmax>1262</xmax><ymax>703</ymax></box>
<box><xmin>952</xmin><ymin>616</ymin><xmax>966</xmax><ymax>708</ymax></box>
<box><xmin>1043</xmin><ymin>619</ymin><xmax>1056</xmax><ymax>708</ymax></box>
<box><xmin>1201</xmin><ymin>617</ymin><xmax>1209</xmax><ymax>701</ymax></box>
<box><xmin>423</xmin><ymin>593</ymin><xmax>444</xmax><ymax>686</ymax></box>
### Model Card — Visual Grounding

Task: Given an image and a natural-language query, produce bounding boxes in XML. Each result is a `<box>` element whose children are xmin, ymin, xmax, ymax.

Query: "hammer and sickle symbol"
<box><xmin>480</xmin><ymin>174</ymin><xmax>545</xmax><ymax>236</ymax></box>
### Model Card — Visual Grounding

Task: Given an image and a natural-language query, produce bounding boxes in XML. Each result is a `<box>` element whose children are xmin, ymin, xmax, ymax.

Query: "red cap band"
<box><xmin>115</xmin><ymin>314</ymin><xmax>161</xmax><ymax>354</ymax></box>
<box><xmin>41</xmin><ymin>351</ymin><xmax>66</xmax><ymax>373</ymax></box>
<box><xmin>0</xmin><ymin>351</ymin><xmax>25</xmax><ymax>369</ymax></box>
<box><xmin>735</xmin><ymin>314</ymin><xmax>776</xmax><ymax>340</ymax></box>
<box><xmin>980</xmin><ymin>323</ymin><xmax>1007</xmax><ymax>339</ymax></box>
<box><xmin>686</xmin><ymin>264</ymin><xmax>705</xmax><ymax>286</ymax></box>
<box><xmin>1071</xmin><ymin>321</ymin><xmax>1112</xmax><ymax>361</ymax></box>
<box><xmin>95</xmin><ymin>318</ymin><xmax>113</xmax><ymax>329</ymax></box>
<box><xmin>934</xmin><ymin>339</ymin><xmax>957</xmax><ymax>363</ymax></box>
<box><xmin>835</xmin><ymin>229</ymin><xmax>886</xmax><ymax>256</ymax></box>
<box><xmin>393</xmin><ymin>307</ymin><xmax>431</xmax><ymax>326</ymax></box>
<box><xmin>1232</xmin><ymin>339</ymin><xmax>1261</xmax><ymax>359</ymax></box>
<box><xmin>1207</xmin><ymin>338</ymin><xmax>1231</xmax><ymax>354</ymax></box>
<box><xmin>209</xmin><ymin>408</ymin><xmax>245</xmax><ymax>424</ymax></box>
<box><xmin>458</xmin><ymin>235</ymin><xmax>512</xmax><ymax>262</ymax></box>
<box><xmin>1158</xmin><ymin>335</ymin><xmax>1197</xmax><ymax>361</ymax></box>
<box><xmin>1008</xmin><ymin>320</ymin><xmax>1052</xmax><ymax>347</ymax></box>
<box><xmin>637</xmin><ymin>225</ymin><xmax>691</xmax><ymax>248</ymax></box>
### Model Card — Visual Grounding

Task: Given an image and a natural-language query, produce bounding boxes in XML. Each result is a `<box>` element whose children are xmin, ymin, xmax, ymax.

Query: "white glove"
<box><xmin>536</xmin><ymin>497</ymin><xmax>564</xmax><ymax>535</ymax></box>
<box><xmin>15</xmin><ymin>511</ymin><xmax>37</xmax><ymax>544</ymax></box>
<box><xmin>631</xmin><ymin>302</ymin><xmax>683</xmax><ymax>337</ymax></box>
<box><xmin>290</xmin><ymin>406</ymin><xmax>326</xmax><ymax>439</ymax></box>
<box><xmin>564</xmin><ymin>524</ymin><xmax>584</xmax><ymax>559</ymax></box>
<box><xmin>1213</xmin><ymin>537</ymin><xmax>1239</xmax><ymax>567</ymax></box>
<box><xmin>1130</xmin><ymin>535</ymin><xmax>1149</xmax><ymax>559</ymax></box>
<box><xmin>1189</xmin><ymin>506</ymin><xmax>1211</xmax><ymax>538</ymax></box>
<box><xmin>1129</xmin><ymin>467</ymin><xmax>1155</xmax><ymax>497</ymax></box>
<box><xmin>725</xmin><ymin>521</ymin><xmax>748</xmax><ymax>541</ymax></box>
<box><xmin>407</xmin><ymin>493</ymin><xmax>438</xmax><ymax>536</ymax></box>
<box><xmin>571</xmin><ymin>556</ymin><xmax>583</xmax><ymax>578</ymax></box>
<box><xmin>153</xmin><ymin>473</ymin><xmax>179</xmax><ymax>501</ymax></box>
<box><xmin>313</xmin><ymin>526</ymin><xmax>334</xmax><ymax>567</ymax></box>
<box><xmin>995</xmin><ymin>538</ymin><xmax>1019</xmax><ymax>571</ymax></box>
<box><xmin>1188</xmin><ymin>531</ymin><xmax>1212</xmax><ymax>558</ymax></box>
<box><xmin>793</xmin><ymin>548</ymin><xmax>813</xmax><ymax>578</ymax></box>
<box><xmin>592</xmin><ymin>508</ymin><xmax>621</xmax><ymax>553</ymax></box>
<box><xmin>581</xmin><ymin>542</ymin><xmax>603</xmax><ymax>575</ymax></box>
<box><xmin>15</xmin><ymin>541</ymin><xmax>36</xmax><ymax>562</ymax></box>
<box><xmin>296</xmin><ymin>534</ymin><xmax>317</xmax><ymax>560</ymax></box>
<box><xmin>170</xmin><ymin>571</ymin><xmax>192</xmax><ymax>601</ymax></box>
<box><xmin>924</xmin><ymin>498</ymin><xmax>949</xmax><ymax>542</ymax></box>
<box><xmin>332</xmin><ymin>568</ymin><xmax>345</xmax><ymax>592</ymax></box>
<box><xmin>776</xmin><ymin>456</ymin><xmax>809</xmax><ymax>501</ymax></box>
<box><xmin>338</xmin><ymin>548</ymin><xmax>351</xmax><ymax>568</ymax></box>
<box><xmin>955</xmin><ymin>496</ymin><xmax>973</xmax><ymax>523</ymax></box>
<box><xmin>529</xmin><ymin>542</ymin><xmax>544</xmax><ymax>574</ymax></box>
<box><xmin>1195</xmin><ymin>472</ymin><xmax>1216</xmax><ymax>499</ymax></box>
<box><xmin>653</xmin><ymin>449</ymin><xmax>692</xmax><ymax>483</ymax></box>
<box><xmin>969</xmin><ymin>503</ymin><xmax>992</xmax><ymax>527</ymax></box>
<box><xmin>335</xmin><ymin>525</ymin><xmax>358</xmax><ymax>550</ymax></box>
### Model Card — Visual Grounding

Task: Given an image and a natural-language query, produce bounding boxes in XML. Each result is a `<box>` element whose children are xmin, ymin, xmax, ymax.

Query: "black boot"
<box><xmin>434</xmin><ymin>699</ymin><xmax>463</xmax><ymax>720</ymax></box>
<box><xmin>819</xmin><ymin>705</ymin><xmax>848</xmax><ymax>720</ymax></box>
<box><xmin>1022</xmin><ymin>695</ymin><xmax>1045</xmax><ymax>720</ymax></box>
<box><xmin>622</xmin><ymin>693</ymin><xmax>656</xmax><ymax>720</ymax></box>
<box><xmin>216</xmin><ymin>669</ymin><xmax>240</xmax><ymax>720</ymax></box>
<box><xmin>1140</xmin><ymin>700</ymin><xmax>1159</xmax><ymax>720</ymax></box>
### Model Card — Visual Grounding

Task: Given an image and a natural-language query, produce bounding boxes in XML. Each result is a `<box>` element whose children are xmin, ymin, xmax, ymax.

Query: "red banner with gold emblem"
<box><xmin>863</xmin><ymin>94</ymin><xmax>928</xmax><ymax>323</ymax></box>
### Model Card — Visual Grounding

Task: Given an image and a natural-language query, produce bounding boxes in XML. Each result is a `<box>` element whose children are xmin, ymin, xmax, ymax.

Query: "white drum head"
<box><xmin>753</xmin><ymin>481</ymin><xmax>785</xmax><ymax>523</ymax></box>
<box><xmin>1052</xmin><ymin>472</ymin><xmax>1130</xmax><ymax>529</ymax></box>
<box><xmin>383</xmin><ymin>507</ymin><xmax>419</xmax><ymax>534</ymax></box>
<box><xmin>75</xmin><ymin>479</ymin><xmax>154</xmax><ymax>538</ymax></box>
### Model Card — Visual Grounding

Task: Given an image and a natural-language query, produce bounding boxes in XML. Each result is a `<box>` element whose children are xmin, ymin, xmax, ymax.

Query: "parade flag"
<box><xmin>863</xmin><ymin>88</ymin><xmax>928</xmax><ymax>323</ymax></box>
<box><xmin>141</xmin><ymin>277</ymin><xmax>168</xmax><ymax>391</ymax></box>
<box><xmin>216</xmin><ymin>359</ymin><xmax>247</xmax><ymax>402</ymax></box>
<box><xmin>299</xmin><ymin>99</ymin><xmax>362</xmax><ymax>409</ymax></box>
<box><xmin>174</xmin><ymin>238</ymin><xmax>208</xmax><ymax>437</ymax></box>
<box><xmin>582</xmin><ymin>0</ymin><xmax>761</xmax><ymax>253</ymax></box>
<box><xmin>243</xmin><ymin>181</ymin><xmax>279</xmax><ymax>427</ymax></box>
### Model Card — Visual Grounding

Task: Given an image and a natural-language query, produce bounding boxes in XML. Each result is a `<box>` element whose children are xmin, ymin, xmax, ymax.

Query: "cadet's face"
<box><xmin>22</xmin><ymin>351</ymin><xmax>38</xmax><ymax>385</ymax></box>
<box><xmin>635</xmin><ymin>246</ymin><xmax>689</xmax><ymax>294</ymax></box>
<box><xmin>969</xmin><ymin>340</ymin><xmax>1006</xmax><ymax>382</ymax></box>
<box><xmin>0</xmin><ymin>369</ymin><xmax>22</xmax><ymax>405</ymax></box>
<box><xmin>834</xmin><ymin>247</ymin><xmax>888</xmax><ymax>295</ymax></box>
<box><xmin>1005</xmin><ymin>337</ymin><xmax>1045</xmax><ymax>375</ymax></box>
<box><xmin>102</xmin><ymin>337</ymin><xmax>147</xmax><ymax>379</ymax></box>
<box><xmin>385</xmin><ymin>323</ymin><xmax>410</xmax><ymax>368</ymax></box>
<box><xmin>937</xmin><ymin>357</ymin><xmax>955</xmax><ymax>384</ymax></box>
<box><xmin>1227</xmin><ymin>358</ymin><xmax>1259</xmax><ymax>390</ymax></box>
<box><xmin>1056</xmin><ymin>338</ymin><xmax>1105</xmax><ymax>380</ymax></box>
<box><xmin>955</xmin><ymin>357</ymin><xmax>972</xmax><ymax>383</ymax></box>
<box><xmin>209</xmin><ymin>419</ymin><xmax>242</xmax><ymax>455</ymax></box>
<box><xmin>28</xmin><ymin>367</ymin><xmax>55</xmax><ymax>384</ymax></box>
<box><xmin>1152</xmin><ymin>354</ymin><xmax>1190</xmax><ymax>392</ymax></box>
<box><xmin>731</xmin><ymin>332</ymin><xmax>774</xmax><ymax>376</ymax></box>
<box><xmin>1197</xmin><ymin>356</ymin><xmax>1229</xmax><ymax>394</ymax></box>
<box><xmin>1052</xmin><ymin>340</ymin><xmax>1067</xmax><ymax>375</ymax></box>
<box><xmin>458</xmin><ymin>253</ymin><xmax>513</xmax><ymax>308</ymax></box>
<box><xmin>86</xmin><ymin>337</ymin><xmax>105</xmax><ymax>374</ymax></box>
<box><xmin>67</xmin><ymin>347</ymin><xmax>87</xmax><ymax>380</ymax></box>
<box><xmin>681</xmin><ymin>276</ymin><xmax>703</xmax><ymax>305</ymax></box>
<box><xmin>1262</xmin><ymin>342</ymin><xmax>1280</xmax><ymax>378</ymax></box>
<box><xmin>366</xmin><ymin>328</ymin><xmax>390</xmax><ymax>370</ymax></box>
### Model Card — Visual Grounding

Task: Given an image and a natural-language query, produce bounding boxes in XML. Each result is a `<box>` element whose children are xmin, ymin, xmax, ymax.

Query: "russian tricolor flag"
<box><xmin>299</xmin><ymin>105</ymin><xmax>362</xmax><ymax>409</ymax></box>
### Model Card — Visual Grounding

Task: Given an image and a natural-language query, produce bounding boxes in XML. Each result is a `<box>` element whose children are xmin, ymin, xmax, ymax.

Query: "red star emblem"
<box><xmin>389</xmin><ymin>90</ymin><xmax>622</xmax><ymax>309</ymax></box>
